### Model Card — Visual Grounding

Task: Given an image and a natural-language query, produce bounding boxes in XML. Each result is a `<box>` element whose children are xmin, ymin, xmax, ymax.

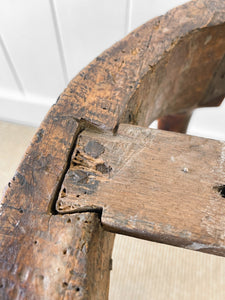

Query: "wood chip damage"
<box><xmin>56</xmin><ymin>125</ymin><xmax>225</xmax><ymax>257</ymax></box>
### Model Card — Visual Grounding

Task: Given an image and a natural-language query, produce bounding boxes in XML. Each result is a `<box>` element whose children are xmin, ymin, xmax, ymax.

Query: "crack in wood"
<box><xmin>49</xmin><ymin>123</ymin><xmax>84</xmax><ymax>214</ymax></box>
<box><xmin>56</xmin><ymin>125</ymin><xmax>225</xmax><ymax>256</ymax></box>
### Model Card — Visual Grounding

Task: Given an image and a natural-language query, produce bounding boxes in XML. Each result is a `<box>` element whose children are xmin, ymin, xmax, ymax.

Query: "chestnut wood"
<box><xmin>56</xmin><ymin>125</ymin><xmax>225</xmax><ymax>257</ymax></box>
<box><xmin>0</xmin><ymin>212</ymin><xmax>114</xmax><ymax>299</ymax></box>
<box><xmin>0</xmin><ymin>107</ymin><xmax>114</xmax><ymax>299</ymax></box>
<box><xmin>0</xmin><ymin>0</ymin><xmax>224</xmax><ymax>299</ymax></box>
<box><xmin>59</xmin><ymin>0</ymin><xmax>225</xmax><ymax>130</ymax></box>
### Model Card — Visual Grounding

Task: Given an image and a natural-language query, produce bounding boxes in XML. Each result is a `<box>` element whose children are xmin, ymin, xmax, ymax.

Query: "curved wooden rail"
<box><xmin>60</xmin><ymin>0</ymin><xmax>225</xmax><ymax>130</ymax></box>
<box><xmin>0</xmin><ymin>0</ymin><xmax>224</xmax><ymax>299</ymax></box>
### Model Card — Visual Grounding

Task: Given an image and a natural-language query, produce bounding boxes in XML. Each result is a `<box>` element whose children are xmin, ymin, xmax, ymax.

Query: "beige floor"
<box><xmin>1</xmin><ymin>120</ymin><xmax>225</xmax><ymax>300</ymax></box>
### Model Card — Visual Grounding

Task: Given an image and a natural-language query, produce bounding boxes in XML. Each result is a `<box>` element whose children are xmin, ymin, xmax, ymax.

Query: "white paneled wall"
<box><xmin>0</xmin><ymin>0</ymin><xmax>187</xmax><ymax>126</ymax></box>
<box><xmin>54</xmin><ymin>0</ymin><xmax>128</xmax><ymax>80</ymax></box>
<box><xmin>0</xmin><ymin>0</ymin><xmax>224</xmax><ymax>140</ymax></box>
<box><xmin>129</xmin><ymin>0</ymin><xmax>187</xmax><ymax>30</ymax></box>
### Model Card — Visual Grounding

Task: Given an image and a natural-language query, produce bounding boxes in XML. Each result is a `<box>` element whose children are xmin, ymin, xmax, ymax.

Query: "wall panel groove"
<box><xmin>0</xmin><ymin>35</ymin><xmax>25</xmax><ymax>95</ymax></box>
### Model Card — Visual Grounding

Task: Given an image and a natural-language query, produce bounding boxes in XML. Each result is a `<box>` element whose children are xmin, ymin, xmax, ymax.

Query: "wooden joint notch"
<box><xmin>56</xmin><ymin>124</ymin><xmax>225</xmax><ymax>257</ymax></box>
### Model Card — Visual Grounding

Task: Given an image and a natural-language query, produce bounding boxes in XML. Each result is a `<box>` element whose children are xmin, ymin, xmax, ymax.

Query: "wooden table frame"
<box><xmin>1</xmin><ymin>0</ymin><xmax>225</xmax><ymax>299</ymax></box>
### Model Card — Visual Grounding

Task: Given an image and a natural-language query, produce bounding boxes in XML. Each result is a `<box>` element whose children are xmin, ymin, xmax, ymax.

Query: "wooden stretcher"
<box><xmin>1</xmin><ymin>0</ymin><xmax>225</xmax><ymax>299</ymax></box>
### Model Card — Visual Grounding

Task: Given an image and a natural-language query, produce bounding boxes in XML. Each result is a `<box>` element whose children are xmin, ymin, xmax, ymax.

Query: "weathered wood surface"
<box><xmin>0</xmin><ymin>0</ymin><xmax>224</xmax><ymax>298</ymax></box>
<box><xmin>59</xmin><ymin>0</ymin><xmax>225</xmax><ymax>130</ymax></box>
<box><xmin>57</xmin><ymin>125</ymin><xmax>225</xmax><ymax>256</ymax></box>
<box><xmin>0</xmin><ymin>106</ymin><xmax>114</xmax><ymax>299</ymax></box>
<box><xmin>0</xmin><ymin>212</ymin><xmax>114</xmax><ymax>299</ymax></box>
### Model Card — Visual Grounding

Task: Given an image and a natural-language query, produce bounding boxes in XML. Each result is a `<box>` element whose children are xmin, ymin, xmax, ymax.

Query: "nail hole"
<box><xmin>61</xmin><ymin>188</ymin><xmax>67</xmax><ymax>198</ymax></box>
<box><xmin>76</xmin><ymin>195</ymin><xmax>80</xmax><ymax>198</ymax></box>
<box><xmin>63</xmin><ymin>249</ymin><xmax>67</xmax><ymax>255</ymax></box>
<box><xmin>19</xmin><ymin>208</ymin><xmax>24</xmax><ymax>214</ymax></box>
<box><xmin>72</xmin><ymin>161</ymin><xmax>77</xmax><ymax>167</ymax></box>
<box><xmin>34</xmin><ymin>240</ymin><xmax>38</xmax><ymax>245</ymax></box>
<box><xmin>76</xmin><ymin>287</ymin><xmax>80</xmax><ymax>292</ymax></box>
<box><xmin>128</xmin><ymin>113</ymin><xmax>132</xmax><ymax>122</ymax></box>
<box><xmin>67</xmin><ymin>218</ymin><xmax>71</xmax><ymax>223</ymax></box>
<box><xmin>62</xmin><ymin>282</ymin><xmax>68</xmax><ymax>288</ymax></box>
<box><xmin>214</xmin><ymin>185</ymin><xmax>225</xmax><ymax>198</ymax></box>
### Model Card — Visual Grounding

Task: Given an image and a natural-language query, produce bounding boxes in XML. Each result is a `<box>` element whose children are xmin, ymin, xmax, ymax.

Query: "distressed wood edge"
<box><xmin>56</xmin><ymin>125</ymin><xmax>225</xmax><ymax>257</ymax></box>
<box><xmin>0</xmin><ymin>0</ymin><xmax>225</xmax><ymax>297</ymax></box>
<box><xmin>59</xmin><ymin>0</ymin><xmax>225</xmax><ymax>130</ymax></box>
<box><xmin>0</xmin><ymin>213</ymin><xmax>115</xmax><ymax>299</ymax></box>
<box><xmin>101</xmin><ymin>216</ymin><xmax>225</xmax><ymax>258</ymax></box>
<box><xmin>86</xmin><ymin>214</ymin><xmax>115</xmax><ymax>299</ymax></box>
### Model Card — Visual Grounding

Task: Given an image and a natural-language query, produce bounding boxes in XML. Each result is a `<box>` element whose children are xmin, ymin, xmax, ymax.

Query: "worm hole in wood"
<box><xmin>214</xmin><ymin>185</ymin><xmax>225</xmax><ymax>198</ymax></box>
<box><xmin>61</xmin><ymin>187</ymin><xmax>67</xmax><ymax>198</ymax></box>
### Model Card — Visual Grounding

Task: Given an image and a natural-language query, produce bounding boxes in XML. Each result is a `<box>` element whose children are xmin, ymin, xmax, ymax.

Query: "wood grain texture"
<box><xmin>57</xmin><ymin>124</ymin><xmax>225</xmax><ymax>256</ymax></box>
<box><xmin>0</xmin><ymin>213</ymin><xmax>114</xmax><ymax>300</ymax></box>
<box><xmin>58</xmin><ymin>0</ymin><xmax>225</xmax><ymax>130</ymax></box>
<box><xmin>0</xmin><ymin>104</ymin><xmax>115</xmax><ymax>299</ymax></box>
<box><xmin>0</xmin><ymin>0</ymin><xmax>225</xmax><ymax>298</ymax></box>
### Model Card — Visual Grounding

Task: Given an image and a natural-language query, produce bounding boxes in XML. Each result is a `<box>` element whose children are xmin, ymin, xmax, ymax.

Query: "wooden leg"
<box><xmin>158</xmin><ymin>96</ymin><xmax>224</xmax><ymax>134</ymax></box>
<box><xmin>0</xmin><ymin>210</ymin><xmax>114</xmax><ymax>299</ymax></box>
<box><xmin>158</xmin><ymin>112</ymin><xmax>193</xmax><ymax>133</ymax></box>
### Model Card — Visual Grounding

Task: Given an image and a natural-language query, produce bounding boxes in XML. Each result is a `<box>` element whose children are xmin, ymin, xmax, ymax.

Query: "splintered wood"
<box><xmin>57</xmin><ymin>124</ymin><xmax>225</xmax><ymax>256</ymax></box>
